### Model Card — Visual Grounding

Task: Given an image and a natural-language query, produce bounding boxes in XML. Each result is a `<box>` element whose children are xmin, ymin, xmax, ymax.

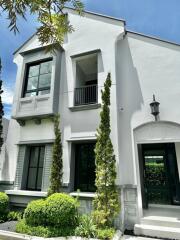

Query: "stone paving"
<box><xmin>122</xmin><ymin>236</ymin><xmax>162</xmax><ymax>240</ymax></box>
<box><xmin>0</xmin><ymin>221</ymin><xmax>17</xmax><ymax>232</ymax></box>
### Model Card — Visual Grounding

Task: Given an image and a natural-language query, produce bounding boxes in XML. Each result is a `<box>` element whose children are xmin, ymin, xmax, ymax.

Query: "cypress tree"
<box><xmin>48</xmin><ymin>115</ymin><xmax>63</xmax><ymax>195</ymax></box>
<box><xmin>93</xmin><ymin>73</ymin><xmax>120</xmax><ymax>227</ymax></box>
<box><xmin>0</xmin><ymin>58</ymin><xmax>4</xmax><ymax>152</ymax></box>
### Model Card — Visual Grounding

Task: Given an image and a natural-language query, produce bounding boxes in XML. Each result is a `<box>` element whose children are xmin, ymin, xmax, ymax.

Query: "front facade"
<box><xmin>1</xmin><ymin>7</ymin><xmax>180</xmax><ymax>235</ymax></box>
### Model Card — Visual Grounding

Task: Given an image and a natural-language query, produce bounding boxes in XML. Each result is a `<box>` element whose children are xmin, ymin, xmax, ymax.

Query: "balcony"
<box><xmin>74</xmin><ymin>84</ymin><xmax>98</xmax><ymax>106</ymax></box>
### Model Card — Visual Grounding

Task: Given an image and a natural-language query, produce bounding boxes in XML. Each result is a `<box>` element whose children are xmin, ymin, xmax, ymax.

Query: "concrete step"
<box><xmin>134</xmin><ymin>224</ymin><xmax>180</xmax><ymax>240</ymax></box>
<box><xmin>141</xmin><ymin>216</ymin><xmax>180</xmax><ymax>228</ymax></box>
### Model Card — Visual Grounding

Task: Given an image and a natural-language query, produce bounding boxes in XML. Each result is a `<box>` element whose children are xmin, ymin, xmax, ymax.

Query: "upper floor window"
<box><xmin>24</xmin><ymin>59</ymin><xmax>52</xmax><ymax>97</ymax></box>
<box><xmin>74</xmin><ymin>53</ymin><xmax>98</xmax><ymax>106</ymax></box>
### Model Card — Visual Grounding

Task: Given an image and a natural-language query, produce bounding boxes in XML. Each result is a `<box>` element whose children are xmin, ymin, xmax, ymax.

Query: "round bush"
<box><xmin>0</xmin><ymin>192</ymin><xmax>9</xmax><ymax>221</ymax></box>
<box><xmin>24</xmin><ymin>199</ymin><xmax>46</xmax><ymax>226</ymax></box>
<box><xmin>45</xmin><ymin>193</ymin><xmax>78</xmax><ymax>227</ymax></box>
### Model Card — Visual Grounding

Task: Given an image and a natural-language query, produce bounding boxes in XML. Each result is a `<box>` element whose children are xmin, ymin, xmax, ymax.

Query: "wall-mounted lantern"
<box><xmin>150</xmin><ymin>94</ymin><xmax>160</xmax><ymax>121</ymax></box>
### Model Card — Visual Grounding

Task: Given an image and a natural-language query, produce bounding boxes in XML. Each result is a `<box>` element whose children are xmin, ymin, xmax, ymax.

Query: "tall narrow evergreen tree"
<box><xmin>48</xmin><ymin>115</ymin><xmax>63</xmax><ymax>196</ymax></box>
<box><xmin>93</xmin><ymin>73</ymin><xmax>120</xmax><ymax>228</ymax></box>
<box><xmin>0</xmin><ymin>59</ymin><xmax>4</xmax><ymax>152</ymax></box>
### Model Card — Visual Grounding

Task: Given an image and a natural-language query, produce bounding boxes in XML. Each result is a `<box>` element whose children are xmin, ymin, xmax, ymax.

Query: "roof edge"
<box><xmin>64</xmin><ymin>6</ymin><xmax>126</xmax><ymax>25</ymax></box>
<box><xmin>126</xmin><ymin>30</ymin><xmax>180</xmax><ymax>47</ymax></box>
<box><xmin>13</xmin><ymin>32</ymin><xmax>37</xmax><ymax>55</ymax></box>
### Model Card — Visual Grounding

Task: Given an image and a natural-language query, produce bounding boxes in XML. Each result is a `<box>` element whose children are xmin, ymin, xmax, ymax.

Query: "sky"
<box><xmin>1</xmin><ymin>0</ymin><xmax>180</xmax><ymax>118</ymax></box>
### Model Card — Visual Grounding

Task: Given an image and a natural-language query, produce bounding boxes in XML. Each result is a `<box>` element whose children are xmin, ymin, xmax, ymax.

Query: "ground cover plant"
<box><xmin>74</xmin><ymin>214</ymin><xmax>116</xmax><ymax>239</ymax></box>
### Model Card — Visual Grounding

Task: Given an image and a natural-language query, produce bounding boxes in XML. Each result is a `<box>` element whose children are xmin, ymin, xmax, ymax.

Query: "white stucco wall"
<box><xmin>58</xmin><ymin>11</ymin><xmax>125</xmax><ymax>184</ymax></box>
<box><xmin>4</xmin><ymin>9</ymin><xmax>180</xmax><ymax>197</ymax></box>
<box><xmin>4</xmin><ymin>11</ymin><xmax>125</xmax><ymax>186</ymax></box>
<box><xmin>116</xmin><ymin>33</ymin><xmax>180</xmax><ymax>186</ymax></box>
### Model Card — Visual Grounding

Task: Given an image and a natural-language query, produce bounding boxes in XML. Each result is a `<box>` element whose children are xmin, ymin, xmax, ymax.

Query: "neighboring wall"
<box><xmin>0</xmin><ymin>118</ymin><xmax>19</xmax><ymax>191</ymax></box>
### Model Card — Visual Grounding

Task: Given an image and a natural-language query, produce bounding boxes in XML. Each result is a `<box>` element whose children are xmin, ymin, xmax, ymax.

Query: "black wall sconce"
<box><xmin>150</xmin><ymin>94</ymin><xmax>160</xmax><ymax>121</ymax></box>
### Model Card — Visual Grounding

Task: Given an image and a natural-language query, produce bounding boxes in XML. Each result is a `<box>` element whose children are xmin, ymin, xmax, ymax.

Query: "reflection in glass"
<box><xmin>39</xmin><ymin>73</ymin><xmax>51</xmax><ymax>88</ymax></box>
<box><xmin>29</xmin><ymin>65</ymin><xmax>40</xmax><ymax>77</ymax></box>
<box><xmin>40</xmin><ymin>61</ymin><xmax>52</xmax><ymax>74</ymax></box>
<box><xmin>27</xmin><ymin>76</ymin><xmax>38</xmax><ymax>90</ymax></box>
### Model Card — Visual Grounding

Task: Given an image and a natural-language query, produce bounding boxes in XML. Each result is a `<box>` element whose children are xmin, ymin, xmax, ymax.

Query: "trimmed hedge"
<box><xmin>0</xmin><ymin>192</ymin><xmax>9</xmax><ymax>221</ymax></box>
<box><xmin>23</xmin><ymin>193</ymin><xmax>78</xmax><ymax>228</ymax></box>
<box><xmin>17</xmin><ymin>193</ymin><xmax>79</xmax><ymax>237</ymax></box>
<box><xmin>24</xmin><ymin>199</ymin><xmax>46</xmax><ymax>226</ymax></box>
<box><xmin>45</xmin><ymin>193</ymin><xmax>78</xmax><ymax>227</ymax></box>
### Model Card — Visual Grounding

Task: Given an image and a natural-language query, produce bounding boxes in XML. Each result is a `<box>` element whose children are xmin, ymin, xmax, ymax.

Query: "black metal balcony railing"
<box><xmin>74</xmin><ymin>84</ymin><xmax>97</xmax><ymax>106</ymax></box>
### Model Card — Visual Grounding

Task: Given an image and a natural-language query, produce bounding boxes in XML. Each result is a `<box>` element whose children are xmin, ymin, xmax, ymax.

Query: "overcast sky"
<box><xmin>1</xmin><ymin>0</ymin><xmax>180</xmax><ymax>118</ymax></box>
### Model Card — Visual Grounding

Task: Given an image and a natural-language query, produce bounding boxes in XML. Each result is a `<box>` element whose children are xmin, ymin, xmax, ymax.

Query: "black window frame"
<box><xmin>23</xmin><ymin>58</ymin><xmax>53</xmax><ymax>98</ymax></box>
<box><xmin>74</xmin><ymin>142</ymin><xmax>96</xmax><ymax>192</ymax></box>
<box><xmin>26</xmin><ymin>145</ymin><xmax>45</xmax><ymax>191</ymax></box>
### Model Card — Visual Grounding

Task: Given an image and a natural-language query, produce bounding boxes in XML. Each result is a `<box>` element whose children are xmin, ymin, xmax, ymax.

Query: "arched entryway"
<box><xmin>134</xmin><ymin>121</ymin><xmax>180</xmax><ymax>218</ymax></box>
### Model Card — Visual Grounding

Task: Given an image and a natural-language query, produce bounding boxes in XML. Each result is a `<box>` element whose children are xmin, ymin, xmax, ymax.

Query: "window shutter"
<box><xmin>41</xmin><ymin>144</ymin><xmax>53</xmax><ymax>192</ymax></box>
<box><xmin>14</xmin><ymin>145</ymin><xmax>26</xmax><ymax>190</ymax></box>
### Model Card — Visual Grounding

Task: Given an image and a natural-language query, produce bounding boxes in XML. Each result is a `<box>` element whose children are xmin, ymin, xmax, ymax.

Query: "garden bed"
<box><xmin>0</xmin><ymin>229</ymin><xmax>122</xmax><ymax>240</ymax></box>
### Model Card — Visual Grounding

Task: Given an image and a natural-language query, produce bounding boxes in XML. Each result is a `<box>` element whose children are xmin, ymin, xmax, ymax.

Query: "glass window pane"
<box><xmin>28</xmin><ymin>65</ymin><xmax>40</xmax><ymax>77</ymax></box>
<box><xmin>37</xmin><ymin>168</ymin><xmax>43</xmax><ymax>190</ymax></box>
<box><xmin>39</xmin><ymin>147</ymin><xmax>45</xmax><ymax>167</ymax></box>
<box><xmin>40</xmin><ymin>61</ymin><xmax>52</xmax><ymax>74</ymax></box>
<box><xmin>38</xmin><ymin>89</ymin><xmax>50</xmax><ymax>95</ymax></box>
<box><xmin>27</xmin><ymin>168</ymin><xmax>37</xmax><ymax>190</ymax></box>
<box><xmin>29</xmin><ymin>147</ymin><xmax>39</xmax><ymax>167</ymax></box>
<box><xmin>39</xmin><ymin>74</ymin><xmax>51</xmax><ymax>88</ymax></box>
<box><xmin>25</xmin><ymin>92</ymin><xmax>36</xmax><ymax>97</ymax></box>
<box><xmin>27</xmin><ymin>76</ymin><xmax>38</xmax><ymax>90</ymax></box>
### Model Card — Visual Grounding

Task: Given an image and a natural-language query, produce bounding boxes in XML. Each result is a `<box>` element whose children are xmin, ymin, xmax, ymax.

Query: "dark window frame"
<box><xmin>23</xmin><ymin>58</ymin><xmax>53</xmax><ymax>98</ymax></box>
<box><xmin>26</xmin><ymin>145</ymin><xmax>45</xmax><ymax>191</ymax></box>
<box><xmin>74</xmin><ymin>142</ymin><xmax>96</xmax><ymax>192</ymax></box>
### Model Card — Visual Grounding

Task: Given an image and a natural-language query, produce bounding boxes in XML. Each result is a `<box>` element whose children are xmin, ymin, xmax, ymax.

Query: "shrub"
<box><xmin>0</xmin><ymin>192</ymin><xmax>9</xmax><ymax>221</ymax></box>
<box><xmin>24</xmin><ymin>199</ymin><xmax>46</xmax><ymax>226</ymax></box>
<box><xmin>75</xmin><ymin>214</ymin><xmax>115</xmax><ymax>239</ymax></box>
<box><xmin>16</xmin><ymin>219</ymin><xmax>75</xmax><ymax>238</ymax></box>
<box><xmin>96</xmin><ymin>228</ymin><xmax>115</xmax><ymax>240</ymax></box>
<box><xmin>17</xmin><ymin>193</ymin><xmax>78</xmax><ymax>237</ymax></box>
<box><xmin>7</xmin><ymin>211</ymin><xmax>23</xmax><ymax>221</ymax></box>
<box><xmin>45</xmin><ymin>193</ymin><xmax>78</xmax><ymax>227</ymax></box>
<box><xmin>75</xmin><ymin>214</ymin><xmax>97</xmax><ymax>238</ymax></box>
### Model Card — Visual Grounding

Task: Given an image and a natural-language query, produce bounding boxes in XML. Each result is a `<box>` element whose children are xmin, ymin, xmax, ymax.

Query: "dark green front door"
<box><xmin>139</xmin><ymin>143</ymin><xmax>180</xmax><ymax>208</ymax></box>
<box><xmin>74</xmin><ymin>143</ymin><xmax>96</xmax><ymax>192</ymax></box>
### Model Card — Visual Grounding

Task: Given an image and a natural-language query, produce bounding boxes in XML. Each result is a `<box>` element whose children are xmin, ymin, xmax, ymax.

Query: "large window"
<box><xmin>26</xmin><ymin>146</ymin><xmax>45</xmax><ymax>191</ymax></box>
<box><xmin>24</xmin><ymin>59</ymin><xmax>52</xmax><ymax>97</ymax></box>
<box><xmin>74</xmin><ymin>143</ymin><xmax>96</xmax><ymax>192</ymax></box>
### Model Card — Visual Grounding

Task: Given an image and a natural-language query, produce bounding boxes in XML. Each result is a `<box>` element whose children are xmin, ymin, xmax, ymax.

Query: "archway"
<box><xmin>134</xmin><ymin>121</ymin><xmax>180</xmax><ymax>217</ymax></box>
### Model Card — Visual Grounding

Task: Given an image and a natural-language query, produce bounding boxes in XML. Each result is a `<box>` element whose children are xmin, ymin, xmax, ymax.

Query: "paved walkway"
<box><xmin>0</xmin><ymin>221</ymin><xmax>17</xmax><ymax>232</ymax></box>
<box><xmin>122</xmin><ymin>236</ymin><xmax>162</xmax><ymax>240</ymax></box>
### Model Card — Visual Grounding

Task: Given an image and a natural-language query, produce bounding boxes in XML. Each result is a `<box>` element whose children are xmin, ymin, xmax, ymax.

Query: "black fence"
<box><xmin>74</xmin><ymin>84</ymin><xmax>97</xmax><ymax>106</ymax></box>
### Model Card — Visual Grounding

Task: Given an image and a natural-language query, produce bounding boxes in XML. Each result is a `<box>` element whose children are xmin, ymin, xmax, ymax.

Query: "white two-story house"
<box><xmin>1</xmin><ymin>7</ymin><xmax>180</xmax><ymax>238</ymax></box>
